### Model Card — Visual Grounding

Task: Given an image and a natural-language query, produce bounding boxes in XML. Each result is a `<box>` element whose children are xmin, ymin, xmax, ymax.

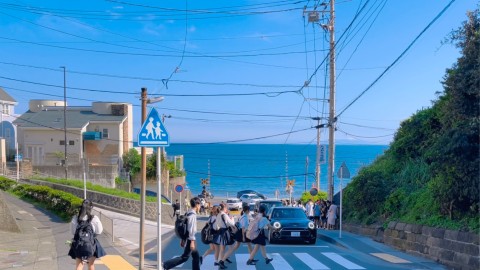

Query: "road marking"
<box><xmin>235</xmin><ymin>254</ymin><xmax>256</xmax><ymax>270</ymax></box>
<box><xmin>117</xmin><ymin>237</ymin><xmax>139</xmax><ymax>247</ymax></box>
<box><xmin>322</xmin><ymin>252</ymin><xmax>365</xmax><ymax>270</ymax></box>
<box><xmin>294</xmin><ymin>253</ymin><xmax>330</xmax><ymax>269</ymax></box>
<box><xmin>266</xmin><ymin>245</ymin><xmax>329</xmax><ymax>248</ymax></box>
<box><xmin>370</xmin><ymin>253</ymin><xmax>411</xmax><ymax>263</ymax></box>
<box><xmin>269</xmin><ymin>253</ymin><xmax>294</xmax><ymax>270</ymax></box>
<box><xmin>100</xmin><ymin>255</ymin><xmax>136</xmax><ymax>270</ymax></box>
<box><xmin>200</xmin><ymin>254</ymin><xmax>218</xmax><ymax>270</ymax></box>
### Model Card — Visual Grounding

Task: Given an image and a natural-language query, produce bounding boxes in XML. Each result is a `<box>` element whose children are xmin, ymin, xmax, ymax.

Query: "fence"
<box><xmin>93</xmin><ymin>209</ymin><xmax>115</xmax><ymax>243</ymax></box>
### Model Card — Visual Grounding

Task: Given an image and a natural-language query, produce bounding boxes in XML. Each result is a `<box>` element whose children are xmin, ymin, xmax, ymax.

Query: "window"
<box><xmin>2</xmin><ymin>104</ymin><xmax>9</xmax><ymax>115</ymax></box>
<box><xmin>60</xmin><ymin>140</ymin><xmax>65</xmax><ymax>145</ymax></box>
<box><xmin>69</xmin><ymin>140</ymin><xmax>75</xmax><ymax>145</ymax></box>
<box><xmin>102</xmin><ymin>128</ymin><xmax>109</xmax><ymax>138</ymax></box>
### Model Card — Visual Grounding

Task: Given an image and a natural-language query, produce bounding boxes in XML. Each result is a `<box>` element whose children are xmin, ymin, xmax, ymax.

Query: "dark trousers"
<box><xmin>181</xmin><ymin>239</ymin><xmax>200</xmax><ymax>270</ymax></box>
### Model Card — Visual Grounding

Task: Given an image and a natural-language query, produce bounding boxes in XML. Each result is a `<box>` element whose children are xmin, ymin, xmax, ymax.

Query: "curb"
<box><xmin>316</xmin><ymin>231</ymin><xmax>348</xmax><ymax>249</ymax></box>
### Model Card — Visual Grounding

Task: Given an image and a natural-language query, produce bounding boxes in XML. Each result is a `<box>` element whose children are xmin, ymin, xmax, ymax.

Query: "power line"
<box><xmin>336</xmin><ymin>0</ymin><xmax>456</xmax><ymax>118</ymax></box>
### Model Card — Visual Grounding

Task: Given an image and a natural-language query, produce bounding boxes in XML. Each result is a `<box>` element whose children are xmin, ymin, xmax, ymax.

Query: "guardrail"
<box><xmin>93</xmin><ymin>209</ymin><xmax>115</xmax><ymax>243</ymax></box>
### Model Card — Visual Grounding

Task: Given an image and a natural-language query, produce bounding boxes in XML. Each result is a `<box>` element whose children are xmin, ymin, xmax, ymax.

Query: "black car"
<box><xmin>266</xmin><ymin>207</ymin><xmax>316</xmax><ymax>244</ymax></box>
<box><xmin>236</xmin><ymin>190</ymin><xmax>267</xmax><ymax>200</ymax></box>
<box><xmin>254</xmin><ymin>200</ymin><xmax>283</xmax><ymax>213</ymax></box>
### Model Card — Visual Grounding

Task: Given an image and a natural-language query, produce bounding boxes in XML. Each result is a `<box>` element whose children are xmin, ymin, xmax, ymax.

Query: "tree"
<box><xmin>122</xmin><ymin>148</ymin><xmax>140</xmax><ymax>178</ymax></box>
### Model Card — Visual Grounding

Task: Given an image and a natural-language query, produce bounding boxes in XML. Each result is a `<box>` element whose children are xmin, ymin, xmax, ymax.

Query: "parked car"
<box><xmin>265</xmin><ymin>207</ymin><xmax>316</xmax><ymax>244</ymax></box>
<box><xmin>226</xmin><ymin>198</ymin><xmax>242</xmax><ymax>210</ymax></box>
<box><xmin>254</xmin><ymin>199</ymin><xmax>283</xmax><ymax>213</ymax></box>
<box><xmin>237</xmin><ymin>190</ymin><xmax>267</xmax><ymax>200</ymax></box>
<box><xmin>239</xmin><ymin>194</ymin><xmax>263</xmax><ymax>205</ymax></box>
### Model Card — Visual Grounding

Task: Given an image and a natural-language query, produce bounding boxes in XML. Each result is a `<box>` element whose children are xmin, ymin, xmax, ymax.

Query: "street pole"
<box><xmin>339</xmin><ymin>170</ymin><xmax>343</xmax><ymax>239</ymax></box>
<box><xmin>16</xmin><ymin>142</ymin><xmax>19</xmax><ymax>182</ymax></box>
<box><xmin>156</xmin><ymin>146</ymin><xmax>162</xmax><ymax>270</ymax></box>
<box><xmin>139</xmin><ymin>88</ymin><xmax>147</xmax><ymax>269</ymax></box>
<box><xmin>61</xmin><ymin>66</ymin><xmax>68</xmax><ymax>180</ymax></box>
<box><xmin>327</xmin><ymin>0</ymin><xmax>336</xmax><ymax>201</ymax></box>
<box><xmin>314</xmin><ymin>117</ymin><xmax>321</xmax><ymax>192</ymax></box>
<box><xmin>304</xmin><ymin>156</ymin><xmax>308</xmax><ymax>193</ymax></box>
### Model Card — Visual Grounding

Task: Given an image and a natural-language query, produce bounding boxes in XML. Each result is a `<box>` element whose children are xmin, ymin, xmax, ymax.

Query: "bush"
<box><xmin>0</xmin><ymin>177</ymin><xmax>17</xmax><ymax>191</ymax></box>
<box><xmin>300</xmin><ymin>191</ymin><xmax>327</xmax><ymax>204</ymax></box>
<box><xmin>12</xmin><ymin>184</ymin><xmax>82</xmax><ymax>220</ymax></box>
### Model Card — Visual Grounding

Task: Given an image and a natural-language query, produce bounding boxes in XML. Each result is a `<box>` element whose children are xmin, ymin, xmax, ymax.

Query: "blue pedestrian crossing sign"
<box><xmin>137</xmin><ymin>108</ymin><xmax>170</xmax><ymax>147</ymax></box>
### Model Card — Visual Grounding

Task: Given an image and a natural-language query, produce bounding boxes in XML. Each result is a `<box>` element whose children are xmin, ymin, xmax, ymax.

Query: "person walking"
<box><xmin>213</xmin><ymin>203</ymin><xmax>235</xmax><ymax>269</ymax></box>
<box><xmin>201</xmin><ymin>206</ymin><xmax>219</xmax><ymax>263</ymax></box>
<box><xmin>172</xmin><ymin>199</ymin><xmax>180</xmax><ymax>219</ymax></box>
<box><xmin>314</xmin><ymin>200</ymin><xmax>321</xmax><ymax>228</ymax></box>
<box><xmin>327</xmin><ymin>201</ymin><xmax>337</xmax><ymax>230</ymax></box>
<box><xmin>163</xmin><ymin>197</ymin><xmax>202</xmax><ymax>270</ymax></box>
<box><xmin>221</xmin><ymin>205</ymin><xmax>255</xmax><ymax>264</ymax></box>
<box><xmin>68</xmin><ymin>199</ymin><xmax>106</xmax><ymax>270</ymax></box>
<box><xmin>246</xmin><ymin>205</ymin><xmax>273</xmax><ymax>266</ymax></box>
<box><xmin>305</xmin><ymin>199</ymin><xmax>315</xmax><ymax>221</ymax></box>
<box><xmin>320</xmin><ymin>200</ymin><xmax>328</xmax><ymax>229</ymax></box>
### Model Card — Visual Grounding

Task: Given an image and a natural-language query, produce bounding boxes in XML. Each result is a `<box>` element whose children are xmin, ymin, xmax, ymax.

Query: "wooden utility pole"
<box><xmin>327</xmin><ymin>0</ymin><xmax>336</xmax><ymax>201</ymax></box>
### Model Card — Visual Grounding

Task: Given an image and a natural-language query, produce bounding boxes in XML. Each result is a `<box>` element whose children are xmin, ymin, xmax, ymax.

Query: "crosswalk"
<box><xmin>170</xmin><ymin>252</ymin><xmax>366</xmax><ymax>270</ymax></box>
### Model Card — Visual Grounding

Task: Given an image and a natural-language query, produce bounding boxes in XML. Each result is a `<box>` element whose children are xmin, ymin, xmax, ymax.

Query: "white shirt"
<box><xmin>239</xmin><ymin>213</ymin><xmax>249</xmax><ymax>229</ymax></box>
<box><xmin>186</xmin><ymin>210</ymin><xmax>197</xmax><ymax>241</ymax></box>
<box><xmin>215</xmin><ymin>212</ymin><xmax>234</xmax><ymax>229</ymax></box>
<box><xmin>70</xmin><ymin>215</ymin><xmax>103</xmax><ymax>235</ymax></box>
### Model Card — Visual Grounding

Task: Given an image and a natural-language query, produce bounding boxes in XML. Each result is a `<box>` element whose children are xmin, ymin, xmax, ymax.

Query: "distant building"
<box><xmin>0</xmin><ymin>87</ymin><xmax>18</xmax><ymax>160</ymax></box>
<box><xmin>13</xmin><ymin>100</ymin><xmax>133</xmax><ymax>185</ymax></box>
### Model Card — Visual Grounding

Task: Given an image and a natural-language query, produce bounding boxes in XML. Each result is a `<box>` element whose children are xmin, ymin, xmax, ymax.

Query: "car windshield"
<box><xmin>271</xmin><ymin>208</ymin><xmax>307</xmax><ymax>219</ymax></box>
<box><xmin>227</xmin><ymin>199</ymin><xmax>239</xmax><ymax>203</ymax></box>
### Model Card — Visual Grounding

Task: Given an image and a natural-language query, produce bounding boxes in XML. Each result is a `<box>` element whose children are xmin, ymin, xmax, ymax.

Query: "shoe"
<box><xmin>199</xmin><ymin>256</ymin><xmax>203</xmax><ymax>265</ymax></box>
<box><xmin>265</xmin><ymin>257</ymin><xmax>273</xmax><ymax>264</ymax></box>
<box><xmin>225</xmin><ymin>258</ymin><xmax>232</xmax><ymax>263</ymax></box>
<box><xmin>219</xmin><ymin>260</ymin><xmax>227</xmax><ymax>269</ymax></box>
<box><xmin>246</xmin><ymin>259</ymin><xmax>256</xmax><ymax>265</ymax></box>
<box><xmin>214</xmin><ymin>262</ymin><xmax>219</xmax><ymax>266</ymax></box>
<box><xmin>252</xmin><ymin>259</ymin><xmax>259</xmax><ymax>262</ymax></box>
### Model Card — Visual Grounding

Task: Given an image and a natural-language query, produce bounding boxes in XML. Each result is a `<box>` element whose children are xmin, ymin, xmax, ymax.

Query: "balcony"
<box><xmin>83</xmin><ymin>131</ymin><xmax>102</xmax><ymax>140</ymax></box>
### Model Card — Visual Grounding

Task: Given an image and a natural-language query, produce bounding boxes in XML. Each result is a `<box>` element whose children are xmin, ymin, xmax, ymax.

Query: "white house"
<box><xmin>13</xmin><ymin>100</ymin><xmax>133</xmax><ymax>181</ymax></box>
<box><xmin>0</xmin><ymin>87</ymin><xmax>18</xmax><ymax>160</ymax></box>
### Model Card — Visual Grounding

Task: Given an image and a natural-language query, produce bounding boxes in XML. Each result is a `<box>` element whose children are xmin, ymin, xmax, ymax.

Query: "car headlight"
<box><xmin>308</xmin><ymin>222</ymin><xmax>315</xmax><ymax>229</ymax></box>
<box><xmin>273</xmin><ymin>222</ymin><xmax>281</xmax><ymax>229</ymax></box>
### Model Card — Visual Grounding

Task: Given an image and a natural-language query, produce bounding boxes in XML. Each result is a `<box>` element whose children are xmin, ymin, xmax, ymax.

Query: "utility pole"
<box><xmin>61</xmin><ymin>66</ymin><xmax>68</xmax><ymax>180</ymax></box>
<box><xmin>313</xmin><ymin>117</ymin><xmax>322</xmax><ymax>192</ymax></box>
<box><xmin>327</xmin><ymin>0</ymin><xmax>336</xmax><ymax>201</ymax></box>
<box><xmin>139</xmin><ymin>88</ymin><xmax>147</xmax><ymax>269</ymax></box>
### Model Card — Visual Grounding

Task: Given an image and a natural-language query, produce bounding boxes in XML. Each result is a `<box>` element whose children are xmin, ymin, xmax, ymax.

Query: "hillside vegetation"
<box><xmin>344</xmin><ymin>10</ymin><xmax>479</xmax><ymax>232</ymax></box>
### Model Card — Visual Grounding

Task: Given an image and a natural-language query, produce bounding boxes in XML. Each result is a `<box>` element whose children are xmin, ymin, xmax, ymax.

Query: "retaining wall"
<box><xmin>343</xmin><ymin>222</ymin><xmax>479</xmax><ymax>270</ymax></box>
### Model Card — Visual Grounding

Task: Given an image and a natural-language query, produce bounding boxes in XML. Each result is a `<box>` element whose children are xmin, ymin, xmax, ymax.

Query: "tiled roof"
<box><xmin>13</xmin><ymin>109</ymin><xmax>126</xmax><ymax>129</ymax></box>
<box><xmin>0</xmin><ymin>88</ymin><xmax>16</xmax><ymax>103</ymax></box>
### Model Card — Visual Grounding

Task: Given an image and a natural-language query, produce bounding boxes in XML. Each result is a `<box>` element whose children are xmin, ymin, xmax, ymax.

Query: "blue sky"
<box><xmin>0</xmin><ymin>0</ymin><xmax>476</xmax><ymax>144</ymax></box>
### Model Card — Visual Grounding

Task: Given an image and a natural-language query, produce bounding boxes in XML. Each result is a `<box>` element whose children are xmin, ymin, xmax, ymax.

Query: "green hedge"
<box><xmin>1</xmin><ymin>178</ymin><xmax>82</xmax><ymax>220</ymax></box>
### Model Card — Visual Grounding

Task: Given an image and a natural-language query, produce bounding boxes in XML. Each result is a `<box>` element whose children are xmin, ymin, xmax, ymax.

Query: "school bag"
<box><xmin>246</xmin><ymin>215</ymin><xmax>262</xmax><ymax>241</ymax></box>
<box><xmin>72</xmin><ymin>219</ymin><xmax>97</xmax><ymax>262</ymax></box>
<box><xmin>174</xmin><ymin>212</ymin><xmax>193</xmax><ymax>240</ymax></box>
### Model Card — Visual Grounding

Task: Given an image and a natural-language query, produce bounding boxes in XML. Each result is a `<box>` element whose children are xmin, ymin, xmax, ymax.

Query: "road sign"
<box><xmin>15</xmin><ymin>154</ymin><xmax>22</xmax><ymax>161</ymax></box>
<box><xmin>320</xmin><ymin>145</ymin><xmax>327</xmax><ymax>164</ymax></box>
<box><xmin>137</xmin><ymin>108</ymin><xmax>170</xmax><ymax>147</ymax></box>
<box><xmin>174</xmin><ymin>184</ymin><xmax>184</xmax><ymax>193</ymax></box>
<box><xmin>310</xmin><ymin>187</ymin><xmax>318</xmax><ymax>196</ymax></box>
<box><xmin>201</xmin><ymin>178</ymin><xmax>210</xmax><ymax>185</ymax></box>
<box><xmin>337</xmin><ymin>162</ymin><xmax>350</xmax><ymax>179</ymax></box>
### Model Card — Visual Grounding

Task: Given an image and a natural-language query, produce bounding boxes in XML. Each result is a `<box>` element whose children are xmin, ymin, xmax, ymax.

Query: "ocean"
<box><xmin>166</xmin><ymin>144</ymin><xmax>388</xmax><ymax>200</ymax></box>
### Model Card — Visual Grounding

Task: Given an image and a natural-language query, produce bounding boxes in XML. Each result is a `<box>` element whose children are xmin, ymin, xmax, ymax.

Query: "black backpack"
<box><xmin>175</xmin><ymin>212</ymin><xmax>193</xmax><ymax>240</ymax></box>
<box><xmin>72</xmin><ymin>219</ymin><xmax>96</xmax><ymax>261</ymax></box>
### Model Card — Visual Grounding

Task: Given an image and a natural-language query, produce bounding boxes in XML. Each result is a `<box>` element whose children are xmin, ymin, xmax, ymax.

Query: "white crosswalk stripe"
<box><xmin>294</xmin><ymin>253</ymin><xmax>330</xmax><ymax>270</ymax></box>
<box><xmin>322</xmin><ymin>252</ymin><xmax>366</xmax><ymax>269</ymax></box>
<box><xmin>172</xmin><ymin>252</ymin><xmax>366</xmax><ymax>270</ymax></box>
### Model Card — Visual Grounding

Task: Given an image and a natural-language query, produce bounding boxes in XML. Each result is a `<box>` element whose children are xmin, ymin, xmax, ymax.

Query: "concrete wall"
<box><xmin>343</xmin><ymin>222</ymin><xmax>479</xmax><ymax>270</ymax></box>
<box><xmin>20</xmin><ymin>178</ymin><xmax>175</xmax><ymax>225</ymax></box>
<box><xmin>0</xmin><ymin>191</ymin><xmax>20</xmax><ymax>232</ymax></box>
<box><xmin>32</xmin><ymin>165</ymin><xmax>118</xmax><ymax>188</ymax></box>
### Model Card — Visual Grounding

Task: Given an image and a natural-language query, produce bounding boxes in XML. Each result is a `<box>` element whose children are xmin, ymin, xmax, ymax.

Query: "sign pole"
<box><xmin>339</xmin><ymin>170</ymin><xmax>343</xmax><ymax>239</ymax></box>
<box><xmin>157</xmin><ymin>146</ymin><xmax>162</xmax><ymax>270</ymax></box>
<box><xmin>139</xmin><ymin>88</ymin><xmax>147</xmax><ymax>269</ymax></box>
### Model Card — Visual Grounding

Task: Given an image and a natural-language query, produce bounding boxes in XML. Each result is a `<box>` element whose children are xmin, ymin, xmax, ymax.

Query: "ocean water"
<box><xmin>166</xmin><ymin>144</ymin><xmax>388</xmax><ymax>199</ymax></box>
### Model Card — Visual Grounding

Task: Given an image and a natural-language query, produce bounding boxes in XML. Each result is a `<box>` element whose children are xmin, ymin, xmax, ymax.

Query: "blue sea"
<box><xmin>166</xmin><ymin>144</ymin><xmax>388</xmax><ymax>199</ymax></box>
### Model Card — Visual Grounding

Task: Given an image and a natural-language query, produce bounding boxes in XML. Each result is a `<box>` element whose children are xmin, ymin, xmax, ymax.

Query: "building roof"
<box><xmin>13</xmin><ymin>109</ymin><xmax>126</xmax><ymax>129</ymax></box>
<box><xmin>0</xmin><ymin>88</ymin><xmax>17</xmax><ymax>103</ymax></box>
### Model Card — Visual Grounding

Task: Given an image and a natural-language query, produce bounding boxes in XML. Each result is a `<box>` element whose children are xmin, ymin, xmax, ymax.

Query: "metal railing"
<box><xmin>93</xmin><ymin>209</ymin><xmax>115</xmax><ymax>243</ymax></box>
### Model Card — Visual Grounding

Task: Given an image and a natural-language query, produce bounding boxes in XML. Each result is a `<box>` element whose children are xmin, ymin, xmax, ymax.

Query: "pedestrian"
<box><xmin>314</xmin><ymin>200</ymin><xmax>321</xmax><ymax>228</ymax></box>
<box><xmin>221</xmin><ymin>205</ymin><xmax>254</xmax><ymax>264</ymax></box>
<box><xmin>163</xmin><ymin>197</ymin><xmax>202</xmax><ymax>270</ymax></box>
<box><xmin>327</xmin><ymin>201</ymin><xmax>337</xmax><ymax>230</ymax></box>
<box><xmin>305</xmin><ymin>199</ymin><xmax>315</xmax><ymax>221</ymax></box>
<box><xmin>212</xmin><ymin>203</ymin><xmax>235</xmax><ymax>269</ymax></box>
<box><xmin>68</xmin><ymin>199</ymin><xmax>106</xmax><ymax>270</ymax></box>
<box><xmin>172</xmin><ymin>199</ymin><xmax>180</xmax><ymax>219</ymax></box>
<box><xmin>320</xmin><ymin>200</ymin><xmax>328</xmax><ymax>229</ymax></box>
<box><xmin>246</xmin><ymin>205</ymin><xmax>273</xmax><ymax>266</ymax></box>
<box><xmin>201</xmin><ymin>206</ymin><xmax>219</xmax><ymax>263</ymax></box>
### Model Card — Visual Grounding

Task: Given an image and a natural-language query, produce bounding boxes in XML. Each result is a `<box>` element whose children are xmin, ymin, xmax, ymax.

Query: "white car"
<box><xmin>239</xmin><ymin>194</ymin><xmax>263</xmax><ymax>204</ymax></box>
<box><xmin>226</xmin><ymin>198</ymin><xmax>242</xmax><ymax>210</ymax></box>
